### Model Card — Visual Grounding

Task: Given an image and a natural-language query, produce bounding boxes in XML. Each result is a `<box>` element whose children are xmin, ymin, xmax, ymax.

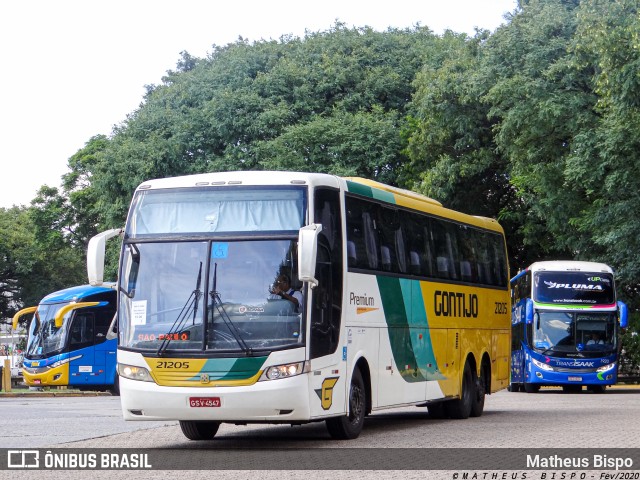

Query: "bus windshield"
<box><xmin>25</xmin><ymin>303</ymin><xmax>71</xmax><ymax>358</ymax></box>
<box><xmin>119</xmin><ymin>239</ymin><xmax>304</xmax><ymax>353</ymax></box>
<box><xmin>533</xmin><ymin>272</ymin><xmax>615</xmax><ymax>305</ymax></box>
<box><xmin>532</xmin><ymin>311</ymin><xmax>617</xmax><ymax>354</ymax></box>
<box><xmin>126</xmin><ymin>186</ymin><xmax>305</xmax><ymax>236</ymax></box>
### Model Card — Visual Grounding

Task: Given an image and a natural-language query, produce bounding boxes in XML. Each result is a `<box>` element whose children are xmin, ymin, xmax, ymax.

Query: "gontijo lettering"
<box><xmin>434</xmin><ymin>290</ymin><xmax>478</xmax><ymax>318</ymax></box>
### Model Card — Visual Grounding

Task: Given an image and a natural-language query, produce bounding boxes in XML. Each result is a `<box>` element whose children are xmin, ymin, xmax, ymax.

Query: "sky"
<box><xmin>0</xmin><ymin>0</ymin><xmax>517</xmax><ymax>209</ymax></box>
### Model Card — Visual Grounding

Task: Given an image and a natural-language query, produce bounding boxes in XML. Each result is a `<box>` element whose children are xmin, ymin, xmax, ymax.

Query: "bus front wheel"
<box><xmin>524</xmin><ymin>383</ymin><xmax>540</xmax><ymax>393</ymax></box>
<box><xmin>179</xmin><ymin>420</ymin><xmax>221</xmax><ymax>440</ymax></box>
<box><xmin>109</xmin><ymin>375</ymin><xmax>120</xmax><ymax>396</ymax></box>
<box><xmin>587</xmin><ymin>385</ymin><xmax>606</xmax><ymax>393</ymax></box>
<box><xmin>326</xmin><ymin>368</ymin><xmax>366</xmax><ymax>440</ymax></box>
<box><xmin>562</xmin><ymin>385</ymin><xmax>582</xmax><ymax>393</ymax></box>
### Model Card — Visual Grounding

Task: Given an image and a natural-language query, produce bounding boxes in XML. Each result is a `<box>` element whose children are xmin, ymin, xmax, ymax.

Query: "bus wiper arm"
<box><xmin>210</xmin><ymin>291</ymin><xmax>251</xmax><ymax>355</ymax></box>
<box><xmin>157</xmin><ymin>262</ymin><xmax>203</xmax><ymax>356</ymax></box>
<box><xmin>209</xmin><ymin>262</ymin><xmax>251</xmax><ymax>355</ymax></box>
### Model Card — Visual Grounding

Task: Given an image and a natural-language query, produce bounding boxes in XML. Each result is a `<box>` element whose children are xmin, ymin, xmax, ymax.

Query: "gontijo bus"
<box><xmin>510</xmin><ymin>261</ymin><xmax>628</xmax><ymax>393</ymax></box>
<box><xmin>87</xmin><ymin>171</ymin><xmax>511</xmax><ymax>440</ymax></box>
<box><xmin>12</xmin><ymin>284</ymin><xmax>118</xmax><ymax>393</ymax></box>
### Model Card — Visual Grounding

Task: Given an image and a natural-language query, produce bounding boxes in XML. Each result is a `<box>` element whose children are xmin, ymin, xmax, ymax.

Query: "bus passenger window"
<box><xmin>347</xmin><ymin>241</ymin><xmax>357</xmax><ymax>267</ymax></box>
<box><xmin>409</xmin><ymin>251</ymin><xmax>421</xmax><ymax>276</ymax></box>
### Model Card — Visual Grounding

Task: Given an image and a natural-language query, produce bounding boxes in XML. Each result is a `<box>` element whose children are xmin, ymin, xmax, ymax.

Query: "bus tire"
<box><xmin>179</xmin><ymin>420</ymin><xmax>221</xmax><ymax>440</ymax></box>
<box><xmin>445</xmin><ymin>361</ymin><xmax>474</xmax><ymax>419</ymax></box>
<box><xmin>326</xmin><ymin>368</ymin><xmax>366</xmax><ymax>440</ymax></box>
<box><xmin>524</xmin><ymin>382</ymin><xmax>540</xmax><ymax>393</ymax></box>
<box><xmin>470</xmin><ymin>365</ymin><xmax>486</xmax><ymax>417</ymax></box>
<box><xmin>587</xmin><ymin>385</ymin><xmax>606</xmax><ymax>393</ymax></box>
<box><xmin>562</xmin><ymin>385</ymin><xmax>582</xmax><ymax>393</ymax></box>
<box><xmin>109</xmin><ymin>375</ymin><xmax>120</xmax><ymax>396</ymax></box>
<box><xmin>427</xmin><ymin>402</ymin><xmax>447</xmax><ymax>419</ymax></box>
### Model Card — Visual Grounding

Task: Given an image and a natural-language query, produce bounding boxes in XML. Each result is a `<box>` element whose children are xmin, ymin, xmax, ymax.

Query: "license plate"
<box><xmin>568</xmin><ymin>376</ymin><xmax>582</xmax><ymax>382</ymax></box>
<box><xmin>189</xmin><ymin>397</ymin><xmax>221</xmax><ymax>407</ymax></box>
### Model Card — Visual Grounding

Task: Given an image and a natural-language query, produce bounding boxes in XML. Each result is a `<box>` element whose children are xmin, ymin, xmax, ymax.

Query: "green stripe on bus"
<box><xmin>346</xmin><ymin>181</ymin><xmax>373</xmax><ymax>198</ymax></box>
<box><xmin>399</xmin><ymin>279</ymin><xmax>441</xmax><ymax>379</ymax></box>
<box><xmin>377</xmin><ymin>276</ymin><xmax>425</xmax><ymax>383</ymax></box>
<box><xmin>194</xmin><ymin>356</ymin><xmax>267</xmax><ymax>381</ymax></box>
<box><xmin>371</xmin><ymin>188</ymin><xmax>395</xmax><ymax>204</ymax></box>
<box><xmin>346</xmin><ymin>180</ymin><xmax>396</xmax><ymax>204</ymax></box>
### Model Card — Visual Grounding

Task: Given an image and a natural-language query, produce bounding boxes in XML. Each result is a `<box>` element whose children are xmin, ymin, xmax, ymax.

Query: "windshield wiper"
<box><xmin>209</xmin><ymin>263</ymin><xmax>251</xmax><ymax>355</ymax></box>
<box><xmin>157</xmin><ymin>262</ymin><xmax>203</xmax><ymax>356</ymax></box>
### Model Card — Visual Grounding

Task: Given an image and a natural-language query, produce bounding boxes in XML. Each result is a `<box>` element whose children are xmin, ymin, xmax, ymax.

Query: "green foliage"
<box><xmin>619</xmin><ymin>312</ymin><xmax>640</xmax><ymax>377</ymax></box>
<box><xmin>7</xmin><ymin>6</ymin><xmax>640</xmax><ymax>321</ymax></box>
<box><xmin>90</xmin><ymin>24</ymin><xmax>440</xmax><ymax>226</ymax></box>
<box><xmin>0</xmin><ymin>206</ymin><xmax>85</xmax><ymax>326</ymax></box>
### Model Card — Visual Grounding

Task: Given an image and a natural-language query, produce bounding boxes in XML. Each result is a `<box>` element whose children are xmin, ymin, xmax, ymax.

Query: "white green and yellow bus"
<box><xmin>87</xmin><ymin>171</ymin><xmax>511</xmax><ymax>440</ymax></box>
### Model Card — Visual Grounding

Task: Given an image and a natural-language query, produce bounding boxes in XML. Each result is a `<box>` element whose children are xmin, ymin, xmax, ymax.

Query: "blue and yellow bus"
<box><xmin>510</xmin><ymin>261</ymin><xmax>628</xmax><ymax>393</ymax></box>
<box><xmin>88</xmin><ymin>171</ymin><xmax>511</xmax><ymax>439</ymax></box>
<box><xmin>12</xmin><ymin>284</ymin><xmax>118</xmax><ymax>393</ymax></box>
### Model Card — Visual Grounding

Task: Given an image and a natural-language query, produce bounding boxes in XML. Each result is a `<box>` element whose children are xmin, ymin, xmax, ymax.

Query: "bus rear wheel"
<box><xmin>470</xmin><ymin>365</ymin><xmax>486</xmax><ymax>417</ymax></box>
<box><xmin>326</xmin><ymin>368</ymin><xmax>366</xmax><ymax>440</ymax></box>
<box><xmin>179</xmin><ymin>420</ymin><xmax>221</xmax><ymax>440</ymax></box>
<box><xmin>445</xmin><ymin>361</ymin><xmax>474</xmax><ymax>419</ymax></box>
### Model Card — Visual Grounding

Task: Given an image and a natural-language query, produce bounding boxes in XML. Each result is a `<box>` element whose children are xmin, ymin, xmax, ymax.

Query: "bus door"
<box><xmin>92</xmin><ymin>312</ymin><xmax>117</xmax><ymax>385</ymax></box>
<box><xmin>68</xmin><ymin>312</ymin><xmax>99</xmax><ymax>387</ymax></box>
<box><xmin>307</xmin><ymin>188</ymin><xmax>347</xmax><ymax>418</ymax></box>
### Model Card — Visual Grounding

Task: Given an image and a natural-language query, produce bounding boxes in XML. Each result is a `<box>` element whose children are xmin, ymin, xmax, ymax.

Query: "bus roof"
<box><xmin>136</xmin><ymin>171</ymin><xmax>342</xmax><ymax>191</ymax></box>
<box><xmin>134</xmin><ymin>171</ymin><xmax>504</xmax><ymax>234</ymax></box>
<box><xmin>527</xmin><ymin>260</ymin><xmax>614</xmax><ymax>274</ymax></box>
<box><xmin>40</xmin><ymin>284</ymin><xmax>116</xmax><ymax>304</ymax></box>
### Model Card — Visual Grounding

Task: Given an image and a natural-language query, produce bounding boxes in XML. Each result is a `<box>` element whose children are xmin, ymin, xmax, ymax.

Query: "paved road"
<box><xmin>2</xmin><ymin>385</ymin><xmax>639</xmax><ymax>448</ymax></box>
<box><xmin>2</xmin><ymin>386</ymin><xmax>639</xmax><ymax>479</ymax></box>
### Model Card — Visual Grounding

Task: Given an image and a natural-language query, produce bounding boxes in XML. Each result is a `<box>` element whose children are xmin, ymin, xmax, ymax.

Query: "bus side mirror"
<box><xmin>53</xmin><ymin>301</ymin><xmax>106</xmax><ymax>328</ymax></box>
<box><xmin>12</xmin><ymin>306</ymin><xmax>37</xmax><ymax>330</ymax></box>
<box><xmin>298</xmin><ymin>223</ymin><xmax>322</xmax><ymax>288</ymax></box>
<box><xmin>618</xmin><ymin>301</ymin><xmax>628</xmax><ymax>328</ymax></box>
<box><xmin>87</xmin><ymin>228</ymin><xmax>123</xmax><ymax>286</ymax></box>
<box><xmin>525</xmin><ymin>298</ymin><xmax>534</xmax><ymax>324</ymax></box>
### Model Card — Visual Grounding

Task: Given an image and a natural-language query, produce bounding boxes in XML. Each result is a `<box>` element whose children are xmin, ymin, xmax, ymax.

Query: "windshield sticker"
<box><xmin>132</xmin><ymin>300</ymin><xmax>147</xmax><ymax>326</ymax></box>
<box><xmin>212</xmin><ymin>243</ymin><xmax>228</xmax><ymax>259</ymax></box>
<box><xmin>543</xmin><ymin>281</ymin><xmax>604</xmax><ymax>291</ymax></box>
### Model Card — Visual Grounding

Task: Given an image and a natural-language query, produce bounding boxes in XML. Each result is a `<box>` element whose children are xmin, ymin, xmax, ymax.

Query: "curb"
<box><xmin>0</xmin><ymin>391</ymin><xmax>113</xmax><ymax>397</ymax></box>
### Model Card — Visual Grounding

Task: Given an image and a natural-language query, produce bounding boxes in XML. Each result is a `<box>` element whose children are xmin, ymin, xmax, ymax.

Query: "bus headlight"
<box><xmin>596</xmin><ymin>362</ymin><xmax>616</xmax><ymax>373</ymax></box>
<box><xmin>532</xmin><ymin>358</ymin><xmax>554</xmax><ymax>371</ymax></box>
<box><xmin>118</xmin><ymin>363</ymin><xmax>153</xmax><ymax>382</ymax></box>
<box><xmin>260</xmin><ymin>361</ymin><xmax>309</xmax><ymax>381</ymax></box>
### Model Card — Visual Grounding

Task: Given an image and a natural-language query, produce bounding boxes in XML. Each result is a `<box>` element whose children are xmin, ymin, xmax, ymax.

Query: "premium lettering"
<box><xmin>350</xmin><ymin>292</ymin><xmax>374</xmax><ymax>307</ymax></box>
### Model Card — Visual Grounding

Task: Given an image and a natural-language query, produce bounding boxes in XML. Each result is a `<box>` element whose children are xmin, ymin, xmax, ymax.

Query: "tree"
<box><xmin>89</xmin><ymin>24</ymin><xmax>441</xmax><ymax>227</ymax></box>
<box><xmin>565</xmin><ymin>0</ymin><xmax>640</xmax><ymax>286</ymax></box>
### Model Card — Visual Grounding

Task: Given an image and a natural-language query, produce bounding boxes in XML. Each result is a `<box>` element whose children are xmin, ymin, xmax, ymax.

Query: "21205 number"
<box><xmin>155</xmin><ymin>361</ymin><xmax>190</xmax><ymax>369</ymax></box>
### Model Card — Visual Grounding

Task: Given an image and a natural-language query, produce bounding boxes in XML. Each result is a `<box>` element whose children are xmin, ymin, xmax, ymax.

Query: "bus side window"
<box><xmin>70</xmin><ymin>313</ymin><xmax>95</xmax><ymax>347</ymax></box>
<box><xmin>94</xmin><ymin>310</ymin><xmax>115</xmax><ymax>345</ymax></box>
<box><xmin>362</xmin><ymin>211</ymin><xmax>379</xmax><ymax>270</ymax></box>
